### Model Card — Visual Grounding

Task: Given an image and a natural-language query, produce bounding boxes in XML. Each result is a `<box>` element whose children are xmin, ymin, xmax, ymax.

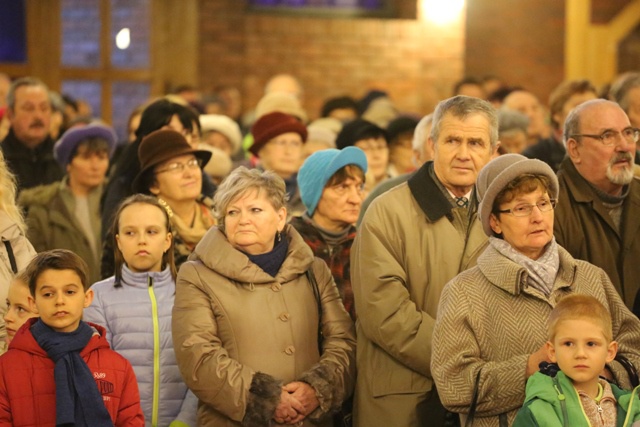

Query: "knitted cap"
<box><xmin>54</xmin><ymin>123</ymin><xmax>117</xmax><ymax>167</ymax></box>
<box><xmin>250</xmin><ymin>112</ymin><xmax>308</xmax><ymax>156</ymax></box>
<box><xmin>199</xmin><ymin>114</ymin><xmax>242</xmax><ymax>153</ymax></box>
<box><xmin>476</xmin><ymin>153</ymin><xmax>559</xmax><ymax>237</ymax></box>
<box><xmin>298</xmin><ymin>147</ymin><xmax>368</xmax><ymax>216</ymax></box>
<box><xmin>335</xmin><ymin>119</ymin><xmax>387</xmax><ymax>150</ymax></box>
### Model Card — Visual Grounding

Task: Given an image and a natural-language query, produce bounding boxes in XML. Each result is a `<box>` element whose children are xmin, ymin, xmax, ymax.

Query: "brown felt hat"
<box><xmin>132</xmin><ymin>129</ymin><xmax>211</xmax><ymax>193</ymax></box>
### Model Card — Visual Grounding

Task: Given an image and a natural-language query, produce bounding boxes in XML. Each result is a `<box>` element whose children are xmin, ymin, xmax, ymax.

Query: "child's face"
<box><xmin>547</xmin><ymin>318</ymin><xmax>617</xmax><ymax>393</ymax></box>
<box><xmin>4</xmin><ymin>279</ymin><xmax>38</xmax><ymax>345</ymax></box>
<box><xmin>30</xmin><ymin>269</ymin><xmax>93</xmax><ymax>333</ymax></box>
<box><xmin>116</xmin><ymin>203</ymin><xmax>172</xmax><ymax>273</ymax></box>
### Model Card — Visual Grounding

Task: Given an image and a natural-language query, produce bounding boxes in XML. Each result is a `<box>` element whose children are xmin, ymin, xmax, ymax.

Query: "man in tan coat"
<box><xmin>351</xmin><ymin>95</ymin><xmax>499</xmax><ymax>427</ymax></box>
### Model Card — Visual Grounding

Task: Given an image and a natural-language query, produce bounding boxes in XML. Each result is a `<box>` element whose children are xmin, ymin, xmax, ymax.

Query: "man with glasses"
<box><xmin>555</xmin><ymin>99</ymin><xmax>640</xmax><ymax>315</ymax></box>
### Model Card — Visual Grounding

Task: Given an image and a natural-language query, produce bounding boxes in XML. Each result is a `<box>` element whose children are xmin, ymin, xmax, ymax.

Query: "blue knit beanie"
<box><xmin>298</xmin><ymin>147</ymin><xmax>368</xmax><ymax>216</ymax></box>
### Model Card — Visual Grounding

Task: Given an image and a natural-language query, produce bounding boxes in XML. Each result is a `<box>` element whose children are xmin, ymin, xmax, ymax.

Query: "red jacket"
<box><xmin>0</xmin><ymin>318</ymin><xmax>144</xmax><ymax>426</ymax></box>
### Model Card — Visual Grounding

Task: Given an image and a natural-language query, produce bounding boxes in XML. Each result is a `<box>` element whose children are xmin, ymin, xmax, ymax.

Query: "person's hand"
<box><xmin>526</xmin><ymin>344</ymin><xmax>552</xmax><ymax>378</ymax></box>
<box><xmin>273</xmin><ymin>389</ymin><xmax>304</xmax><ymax>425</ymax></box>
<box><xmin>283</xmin><ymin>381</ymin><xmax>320</xmax><ymax>417</ymax></box>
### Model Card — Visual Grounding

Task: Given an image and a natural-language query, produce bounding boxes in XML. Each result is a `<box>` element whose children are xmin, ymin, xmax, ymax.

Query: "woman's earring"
<box><xmin>277</xmin><ymin>231</ymin><xmax>282</xmax><ymax>242</ymax></box>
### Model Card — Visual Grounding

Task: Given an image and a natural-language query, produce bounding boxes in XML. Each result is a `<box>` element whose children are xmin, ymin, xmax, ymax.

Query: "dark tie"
<box><xmin>455</xmin><ymin>197</ymin><xmax>469</xmax><ymax>208</ymax></box>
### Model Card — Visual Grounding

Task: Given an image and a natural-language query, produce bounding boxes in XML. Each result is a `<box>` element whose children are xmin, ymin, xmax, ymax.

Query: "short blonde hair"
<box><xmin>547</xmin><ymin>294</ymin><xmax>612</xmax><ymax>342</ymax></box>
<box><xmin>213</xmin><ymin>167</ymin><xmax>288</xmax><ymax>232</ymax></box>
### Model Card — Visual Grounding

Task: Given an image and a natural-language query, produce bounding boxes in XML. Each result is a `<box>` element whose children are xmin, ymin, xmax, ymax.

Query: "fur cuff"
<box><xmin>299</xmin><ymin>363</ymin><xmax>342</xmax><ymax>420</ymax></box>
<box><xmin>243</xmin><ymin>372</ymin><xmax>282</xmax><ymax>427</ymax></box>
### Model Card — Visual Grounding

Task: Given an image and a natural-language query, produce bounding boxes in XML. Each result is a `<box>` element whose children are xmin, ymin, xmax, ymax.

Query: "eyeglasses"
<box><xmin>497</xmin><ymin>199</ymin><xmax>557</xmax><ymax>217</ymax></box>
<box><xmin>155</xmin><ymin>158</ymin><xmax>202</xmax><ymax>174</ymax></box>
<box><xmin>570</xmin><ymin>127</ymin><xmax>640</xmax><ymax>146</ymax></box>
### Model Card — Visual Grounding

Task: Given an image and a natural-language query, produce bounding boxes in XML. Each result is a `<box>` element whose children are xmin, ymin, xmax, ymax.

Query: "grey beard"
<box><xmin>607</xmin><ymin>163</ymin><xmax>634</xmax><ymax>185</ymax></box>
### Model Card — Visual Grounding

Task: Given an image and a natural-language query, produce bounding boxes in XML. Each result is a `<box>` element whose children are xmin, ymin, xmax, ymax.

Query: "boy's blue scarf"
<box><xmin>31</xmin><ymin>319</ymin><xmax>113</xmax><ymax>427</ymax></box>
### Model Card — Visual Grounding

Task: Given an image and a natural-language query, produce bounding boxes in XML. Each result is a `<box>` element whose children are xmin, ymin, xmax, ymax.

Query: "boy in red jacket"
<box><xmin>0</xmin><ymin>249</ymin><xmax>144</xmax><ymax>426</ymax></box>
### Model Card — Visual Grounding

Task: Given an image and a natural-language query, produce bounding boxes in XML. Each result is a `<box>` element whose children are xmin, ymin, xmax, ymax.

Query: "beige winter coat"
<box><xmin>172</xmin><ymin>224</ymin><xmax>356</xmax><ymax>427</ymax></box>
<box><xmin>431</xmin><ymin>244</ymin><xmax>640</xmax><ymax>427</ymax></box>
<box><xmin>351</xmin><ymin>163</ymin><xmax>488</xmax><ymax>427</ymax></box>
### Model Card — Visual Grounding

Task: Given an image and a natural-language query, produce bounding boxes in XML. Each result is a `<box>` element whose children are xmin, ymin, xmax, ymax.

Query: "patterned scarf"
<box><xmin>489</xmin><ymin>236</ymin><xmax>560</xmax><ymax>296</ymax></box>
<box><xmin>31</xmin><ymin>319</ymin><xmax>112</xmax><ymax>427</ymax></box>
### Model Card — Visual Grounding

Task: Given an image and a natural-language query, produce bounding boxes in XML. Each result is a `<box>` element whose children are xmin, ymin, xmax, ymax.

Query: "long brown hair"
<box><xmin>111</xmin><ymin>194</ymin><xmax>176</xmax><ymax>287</ymax></box>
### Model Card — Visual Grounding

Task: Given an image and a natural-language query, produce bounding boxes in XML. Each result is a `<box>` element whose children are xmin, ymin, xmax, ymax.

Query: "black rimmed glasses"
<box><xmin>155</xmin><ymin>158</ymin><xmax>202</xmax><ymax>174</ymax></box>
<box><xmin>569</xmin><ymin>127</ymin><xmax>640</xmax><ymax>146</ymax></box>
<box><xmin>497</xmin><ymin>199</ymin><xmax>557</xmax><ymax>217</ymax></box>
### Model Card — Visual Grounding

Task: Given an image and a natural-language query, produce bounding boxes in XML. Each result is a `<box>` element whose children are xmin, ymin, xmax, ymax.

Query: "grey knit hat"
<box><xmin>476</xmin><ymin>153</ymin><xmax>559</xmax><ymax>237</ymax></box>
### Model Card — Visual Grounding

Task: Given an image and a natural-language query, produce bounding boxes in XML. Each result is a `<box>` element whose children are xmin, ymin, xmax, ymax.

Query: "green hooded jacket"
<box><xmin>513</xmin><ymin>370</ymin><xmax>640</xmax><ymax>427</ymax></box>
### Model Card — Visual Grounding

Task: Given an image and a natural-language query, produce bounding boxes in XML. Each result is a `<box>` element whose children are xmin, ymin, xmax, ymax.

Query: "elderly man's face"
<box><xmin>568</xmin><ymin>102</ymin><xmax>635</xmax><ymax>196</ymax></box>
<box><xmin>8</xmin><ymin>85</ymin><xmax>51</xmax><ymax>148</ymax></box>
<box><xmin>432</xmin><ymin>112</ymin><xmax>495</xmax><ymax>197</ymax></box>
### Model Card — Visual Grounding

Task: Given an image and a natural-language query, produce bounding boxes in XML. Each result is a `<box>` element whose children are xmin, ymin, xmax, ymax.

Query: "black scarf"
<box><xmin>246</xmin><ymin>233</ymin><xmax>289</xmax><ymax>277</ymax></box>
<box><xmin>31</xmin><ymin>319</ymin><xmax>113</xmax><ymax>427</ymax></box>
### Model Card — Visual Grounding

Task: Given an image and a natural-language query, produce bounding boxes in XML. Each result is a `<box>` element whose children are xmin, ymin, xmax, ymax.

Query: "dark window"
<box><xmin>0</xmin><ymin>0</ymin><xmax>27</xmax><ymax>63</ymax></box>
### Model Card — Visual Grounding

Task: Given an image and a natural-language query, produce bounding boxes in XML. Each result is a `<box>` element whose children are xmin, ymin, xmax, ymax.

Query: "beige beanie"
<box><xmin>199</xmin><ymin>114</ymin><xmax>242</xmax><ymax>153</ymax></box>
<box><xmin>197</xmin><ymin>143</ymin><xmax>233</xmax><ymax>180</ymax></box>
<box><xmin>255</xmin><ymin>92</ymin><xmax>308</xmax><ymax>123</ymax></box>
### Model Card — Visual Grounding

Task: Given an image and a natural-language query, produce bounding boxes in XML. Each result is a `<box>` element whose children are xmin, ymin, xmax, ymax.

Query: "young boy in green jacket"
<box><xmin>514</xmin><ymin>294</ymin><xmax>640</xmax><ymax>427</ymax></box>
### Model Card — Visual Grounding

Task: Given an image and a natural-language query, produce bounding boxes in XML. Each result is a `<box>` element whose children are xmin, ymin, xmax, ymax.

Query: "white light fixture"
<box><xmin>115</xmin><ymin>28</ymin><xmax>131</xmax><ymax>50</ymax></box>
<box><xmin>421</xmin><ymin>0</ymin><xmax>465</xmax><ymax>25</ymax></box>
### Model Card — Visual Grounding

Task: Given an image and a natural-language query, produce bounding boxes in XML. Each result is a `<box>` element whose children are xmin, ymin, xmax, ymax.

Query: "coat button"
<box><xmin>279</xmin><ymin>313</ymin><xmax>290</xmax><ymax>321</ymax></box>
<box><xmin>271</xmin><ymin>283</ymin><xmax>282</xmax><ymax>292</ymax></box>
<box><xmin>284</xmin><ymin>346</ymin><xmax>295</xmax><ymax>355</ymax></box>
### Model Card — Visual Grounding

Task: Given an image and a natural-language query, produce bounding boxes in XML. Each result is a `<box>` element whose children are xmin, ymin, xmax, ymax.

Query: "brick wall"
<box><xmin>200</xmin><ymin>0</ymin><xmax>638</xmax><ymax>118</ymax></box>
<box><xmin>199</xmin><ymin>0</ymin><xmax>465</xmax><ymax>120</ymax></box>
<box><xmin>465</xmin><ymin>0</ymin><xmax>635</xmax><ymax>105</ymax></box>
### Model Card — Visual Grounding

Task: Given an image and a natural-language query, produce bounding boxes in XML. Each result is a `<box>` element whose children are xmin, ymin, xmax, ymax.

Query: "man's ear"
<box><xmin>566</xmin><ymin>138</ymin><xmax>581</xmax><ymax>164</ymax></box>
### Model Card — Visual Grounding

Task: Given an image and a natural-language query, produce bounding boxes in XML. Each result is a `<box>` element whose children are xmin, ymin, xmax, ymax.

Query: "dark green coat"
<box><xmin>19</xmin><ymin>178</ymin><xmax>104</xmax><ymax>284</ymax></box>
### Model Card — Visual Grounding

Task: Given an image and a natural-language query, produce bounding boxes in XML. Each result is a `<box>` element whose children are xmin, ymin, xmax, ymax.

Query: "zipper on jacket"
<box><xmin>148</xmin><ymin>276</ymin><xmax>160</xmax><ymax>427</ymax></box>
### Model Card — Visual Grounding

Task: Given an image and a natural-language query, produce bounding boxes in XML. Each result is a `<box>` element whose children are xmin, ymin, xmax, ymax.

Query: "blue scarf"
<box><xmin>246</xmin><ymin>233</ymin><xmax>289</xmax><ymax>277</ymax></box>
<box><xmin>31</xmin><ymin>319</ymin><xmax>113</xmax><ymax>427</ymax></box>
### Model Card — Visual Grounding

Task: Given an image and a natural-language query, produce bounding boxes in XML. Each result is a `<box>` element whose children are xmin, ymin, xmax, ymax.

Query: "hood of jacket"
<box><xmin>191</xmin><ymin>223</ymin><xmax>314</xmax><ymax>285</ymax></box>
<box><xmin>17</xmin><ymin>180</ymin><xmax>61</xmax><ymax>209</ymax></box>
<box><xmin>9</xmin><ymin>317</ymin><xmax>110</xmax><ymax>358</ymax></box>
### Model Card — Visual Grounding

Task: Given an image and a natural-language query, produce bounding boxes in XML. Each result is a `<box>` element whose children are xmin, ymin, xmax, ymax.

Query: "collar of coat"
<box><xmin>476</xmin><ymin>243</ymin><xmax>578</xmax><ymax>297</ymax></box>
<box><xmin>407</xmin><ymin>161</ymin><xmax>476</xmax><ymax>222</ymax></box>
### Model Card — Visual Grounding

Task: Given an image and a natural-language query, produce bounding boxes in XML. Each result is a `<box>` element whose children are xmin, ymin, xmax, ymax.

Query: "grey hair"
<box><xmin>6</xmin><ymin>77</ymin><xmax>51</xmax><ymax>111</ymax></box>
<box><xmin>430</xmin><ymin>95</ymin><xmax>499</xmax><ymax>149</ymax></box>
<box><xmin>563</xmin><ymin>99</ymin><xmax>620</xmax><ymax>147</ymax></box>
<box><xmin>412</xmin><ymin>114</ymin><xmax>434</xmax><ymax>152</ymax></box>
<box><xmin>213</xmin><ymin>166</ymin><xmax>289</xmax><ymax>231</ymax></box>
<box><xmin>498</xmin><ymin>109</ymin><xmax>529</xmax><ymax>137</ymax></box>
<box><xmin>609</xmin><ymin>72</ymin><xmax>640</xmax><ymax>114</ymax></box>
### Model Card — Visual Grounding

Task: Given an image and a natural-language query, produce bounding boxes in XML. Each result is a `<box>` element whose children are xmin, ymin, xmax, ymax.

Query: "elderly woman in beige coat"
<box><xmin>172</xmin><ymin>166</ymin><xmax>356</xmax><ymax>427</ymax></box>
<box><xmin>431</xmin><ymin>154</ymin><xmax>640</xmax><ymax>426</ymax></box>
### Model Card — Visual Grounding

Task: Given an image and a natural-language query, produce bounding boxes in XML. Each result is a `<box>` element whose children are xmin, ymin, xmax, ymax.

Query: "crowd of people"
<box><xmin>0</xmin><ymin>69</ymin><xmax>639</xmax><ymax>426</ymax></box>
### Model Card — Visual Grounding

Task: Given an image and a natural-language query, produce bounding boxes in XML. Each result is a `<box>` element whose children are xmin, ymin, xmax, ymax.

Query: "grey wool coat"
<box><xmin>432</xmin><ymin>244</ymin><xmax>640</xmax><ymax>427</ymax></box>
